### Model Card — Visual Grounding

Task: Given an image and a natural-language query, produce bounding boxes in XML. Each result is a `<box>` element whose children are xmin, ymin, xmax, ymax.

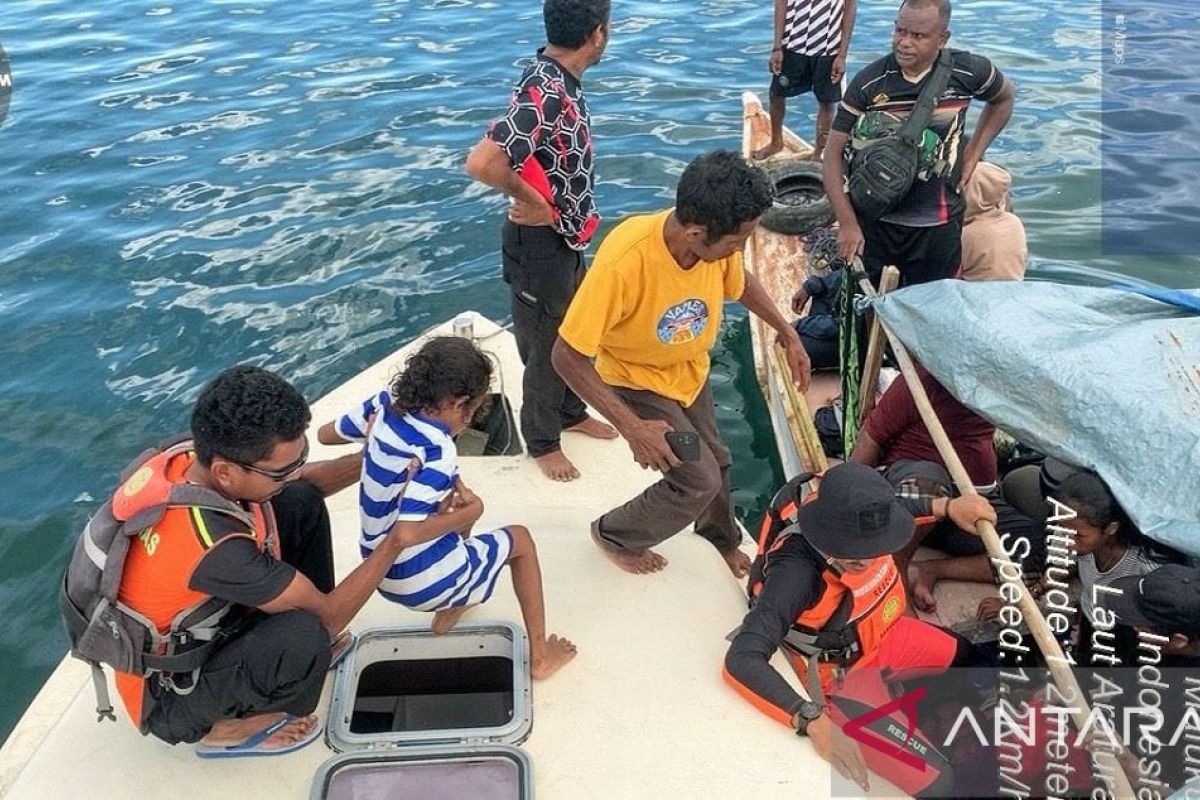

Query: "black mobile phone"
<box><xmin>664</xmin><ymin>430</ymin><xmax>701</xmax><ymax>462</ymax></box>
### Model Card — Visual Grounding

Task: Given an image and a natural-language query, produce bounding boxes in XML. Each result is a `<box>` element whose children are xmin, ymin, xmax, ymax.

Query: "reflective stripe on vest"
<box><xmin>116</xmin><ymin>443</ymin><xmax>271</xmax><ymax>634</ymax></box>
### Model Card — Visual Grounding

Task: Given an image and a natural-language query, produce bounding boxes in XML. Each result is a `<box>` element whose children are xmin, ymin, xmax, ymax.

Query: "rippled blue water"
<box><xmin>0</xmin><ymin>0</ymin><xmax>1195</xmax><ymax>744</ymax></box>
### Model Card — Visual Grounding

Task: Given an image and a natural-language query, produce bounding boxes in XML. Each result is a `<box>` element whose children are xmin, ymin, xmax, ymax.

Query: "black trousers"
<box><xmin>144</xmin><ymin>481</ymin><xmax>334</xmax><ymax>744</ymax></box>
<box><xmin>883</xmin><ymin>460</ymin><xmax>1047</xmax><ymax>577</ymax></box>
<box><xmin>862</xmin><ymin>216</ymin><xmax>963</xmax><ymax>287</ymax></box>
<box><xmin>501</xmin><ymin>220</ymin><xmax>589</xmax><ymax>457</ymax></box>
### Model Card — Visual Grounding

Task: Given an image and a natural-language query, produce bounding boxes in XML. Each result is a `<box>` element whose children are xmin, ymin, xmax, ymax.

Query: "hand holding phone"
<box><xmin>664</xmin><ymin>430</ymin><xmax>701</xmax><ymax>462</ymax></box>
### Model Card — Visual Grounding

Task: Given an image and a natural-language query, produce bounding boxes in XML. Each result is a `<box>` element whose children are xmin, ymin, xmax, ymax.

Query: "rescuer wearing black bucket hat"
<box><xmin>797</xmin><ymin>461</ymin><xmax>919</xmax><ymax>559</ymax></box>
<box><xmin>724</xmin><ymin>462</ymin><xmax>998</xmax><ymax>796</ymax></box>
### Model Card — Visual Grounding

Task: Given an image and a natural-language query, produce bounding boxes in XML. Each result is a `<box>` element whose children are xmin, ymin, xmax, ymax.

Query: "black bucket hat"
<box><xmin>1106</xmin><ymin>565</ymin><xmax>1200</xmax><ymax>637</ymax></box>
<box><xmin>798</xmin><ymin>462</ymin><xmax>915</xmax><ymax>559</ymax></box>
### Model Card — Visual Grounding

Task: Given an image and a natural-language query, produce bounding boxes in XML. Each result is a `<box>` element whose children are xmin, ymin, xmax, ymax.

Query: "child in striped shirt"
<box><xmin>318</xmin><ymin>336</ymin><xmax>575</xmax><ymax>679</ymax></box>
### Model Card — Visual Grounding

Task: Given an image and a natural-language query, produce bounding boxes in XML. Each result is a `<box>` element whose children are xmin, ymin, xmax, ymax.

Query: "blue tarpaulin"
<box><xmin>873</xmin><ymin>280</ymin><xmax>1200</xmax><ymax>557</ymax></box>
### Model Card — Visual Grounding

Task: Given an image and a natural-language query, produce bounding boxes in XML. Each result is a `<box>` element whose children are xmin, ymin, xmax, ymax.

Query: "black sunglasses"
<box><xmin>228</xmin><ymin>440</ymin><xmax>309</xmax><ymax>481</ymax></box>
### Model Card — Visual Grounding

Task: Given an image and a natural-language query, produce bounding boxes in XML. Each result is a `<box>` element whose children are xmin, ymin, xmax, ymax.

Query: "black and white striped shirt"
<box><xmin>1081</xmin><ymin>546</ymin><xmax>1163</xmax><ymax>621</ymax></box>
<box><xmin>782</xmin><ymin>0</ymin><xmax>846</xmax><ymax>57</ymax></box>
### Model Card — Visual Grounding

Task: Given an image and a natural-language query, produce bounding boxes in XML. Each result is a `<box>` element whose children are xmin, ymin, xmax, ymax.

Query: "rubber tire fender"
<box><xmin>759</xmin><ymin>158</ymin><xmax>835</xmax><ymax>237</ymax></box>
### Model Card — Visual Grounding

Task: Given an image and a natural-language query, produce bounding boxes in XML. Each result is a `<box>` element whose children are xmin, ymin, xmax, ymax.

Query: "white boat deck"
<box><xmin>0</xmin><ymin>313</ymin><xmax>896</xmax><ymax>798</ymax></box>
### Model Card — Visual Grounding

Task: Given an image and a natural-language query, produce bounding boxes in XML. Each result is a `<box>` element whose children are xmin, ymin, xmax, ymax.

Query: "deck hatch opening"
<box><xmin>325</xmin><ymin>623</ymin><xmax>533</xmax><ymax>754</ymax></box>
<box><xmin>456</xmin><ymin>392</ymin><xmax>522</xmax><ymax>456</ymax></box>
<box><xmin>351</xmin><ymin>655</ymin><xmax>515</xmax><ymax>734</ymax></box>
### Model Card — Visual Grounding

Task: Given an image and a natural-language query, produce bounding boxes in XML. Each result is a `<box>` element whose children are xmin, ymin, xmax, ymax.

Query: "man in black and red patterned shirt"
<box><xmin>466</xmin><ymin>0</ymin><xmax>616</xmax><ymax>482</ymax></box>
<box><xmin>823</xmin><ymin>0</ymin><xmax>1015</xmax><ymax>286</ymax></box>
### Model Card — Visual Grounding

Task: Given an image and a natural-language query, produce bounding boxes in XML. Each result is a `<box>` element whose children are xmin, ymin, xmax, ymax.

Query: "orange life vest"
<box><xmin>111</xmin><ymin>441</ymin><xmax>276</xmax><ymax>727</ymax></box>
<box><xmin>771</xmin><ymin>529</ymin><xmax>908</xmax><ymax>694</ymax></box>
<box><xmin>747</xmin><ymin>472</ymin><xmax>814</xmax><ymax>598</ymax></box>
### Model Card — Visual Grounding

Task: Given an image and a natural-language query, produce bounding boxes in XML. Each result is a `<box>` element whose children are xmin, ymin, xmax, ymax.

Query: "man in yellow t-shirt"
<box><xmin>551</xmin><ymin>150</ymin><xmax>812</xmax><ymax>576</ymax></box>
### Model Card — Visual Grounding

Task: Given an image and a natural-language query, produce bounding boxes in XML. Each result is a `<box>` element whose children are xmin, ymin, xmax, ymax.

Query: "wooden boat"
<box><xmin>740</xmin><ymin>87</ymin><xmax>1161</xmax><ymax>800</ymax></box>
<box><xmin>0</xmin><ymin>312</ymin><xmax>851</xmax><ymax>799</ymax></box>
<box><xmin>740</xmin><ymin>91</ymin><xmax>842</xmax><ymax>481</ymax></box>
<box><xmin>740</xmin><ymin>90</ymin><xmax>997</xmax><ymax>633</ymax></box>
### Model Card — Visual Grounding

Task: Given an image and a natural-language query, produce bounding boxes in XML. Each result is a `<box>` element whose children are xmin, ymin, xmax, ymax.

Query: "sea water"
<box><xmin>0</xmin><ymin>0</ymin><xmax>1196</xmax><ymax>744</ymax></box>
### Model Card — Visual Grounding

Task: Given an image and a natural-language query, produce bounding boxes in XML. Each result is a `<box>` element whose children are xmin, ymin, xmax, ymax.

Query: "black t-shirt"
<box><xmin>187</xmin><ymin>507</ymin><xmax>295</xmax><ymax>608</ymax></box>
<box><xmin>833</xmin><ymin>49</ymin><xmax>1006</xmax><ymax>227</ymax></box>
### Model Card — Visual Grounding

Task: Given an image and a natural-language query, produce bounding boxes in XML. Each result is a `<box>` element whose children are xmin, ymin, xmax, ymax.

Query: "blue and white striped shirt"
<box><xmin>336</xmin><ymin>390</ymin><xmax>472</xmax><ymax>608</ymax></box>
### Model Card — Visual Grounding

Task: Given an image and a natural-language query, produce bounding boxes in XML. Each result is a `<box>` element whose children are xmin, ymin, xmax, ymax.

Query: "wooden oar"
<box><xmin>772</xmin><ymin>343</ymin><xmax>828</xmax><ymax>474</ymax></box>
<box><xmin>857</xmin><ymin>265</ymin><xmax>901</xmax><ymax>424</ymax></box>
<box><xmin>858</xmin><ymin>280</ymin><xmax>1136</xmax><ymax>799</ymax></box>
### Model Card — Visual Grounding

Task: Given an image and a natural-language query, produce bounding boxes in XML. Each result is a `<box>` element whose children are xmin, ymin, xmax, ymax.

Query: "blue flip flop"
<box><xmin>195</xmin><ymin>714</ymin><xmax>322</xmax><ymax>759</ymax></box>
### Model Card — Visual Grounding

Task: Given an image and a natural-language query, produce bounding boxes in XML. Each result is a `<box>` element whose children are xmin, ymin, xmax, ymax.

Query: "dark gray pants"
<box><xmin>594</xmin><ymin>381</ymin><xmax>741</xmax><ymax>553</ymax></box>
<box><xmin>145</xmin><ymin>611</ymin><xmax>331</xmax><ymax>744</ymax></box>
<box><xmin>501</xmin><ymin>221</ymin><xmax>589</xmax><ymax>457</ymax></box>
<box><xmin>883</xmin><ymin>459</ymin><xmax>1047</xmax><ymax>576</ymax></box>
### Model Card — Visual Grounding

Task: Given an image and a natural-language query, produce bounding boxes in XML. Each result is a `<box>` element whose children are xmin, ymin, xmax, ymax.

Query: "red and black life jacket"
<box><xmin>747</xmin><ymin>471</ymin><xmax>814</xmax><ymax>598</ymax></box>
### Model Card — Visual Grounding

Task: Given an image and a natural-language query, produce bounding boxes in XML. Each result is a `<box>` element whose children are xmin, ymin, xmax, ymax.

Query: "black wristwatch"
<box><xmin>794</xmin><ymin>700</ymin><xmax>823</xmax><ymax>736</ymax></box>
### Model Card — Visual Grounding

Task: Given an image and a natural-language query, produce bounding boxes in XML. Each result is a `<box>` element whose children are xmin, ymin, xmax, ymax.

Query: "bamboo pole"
<box><xmin>858</xmin><ymin>279</ymin><xmax>1135</xmax><ymax>799</ymax></box>
<box><xmin>767</xmin><ymin>351</ymin><xmax>816</xmax><ymax>473</ymax></box>
<box><xmin>772</xmin><ymin>343</ymin><xmax>829</xmax><ymax>474</ymax></box>
<box><xmin>857</xmin><ymin>265</ymin><xmax>901</xmax><ymax>424</ymax></box>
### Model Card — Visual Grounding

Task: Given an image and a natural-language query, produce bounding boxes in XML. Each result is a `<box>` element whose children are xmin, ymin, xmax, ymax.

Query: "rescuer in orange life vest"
<box><xmin>97</xmin><ymin>366</ymin><xmax>475</xmax><ymax>757</ymax></box>
<box><xmin>724</xmin><ymin>462</ymin><xmax>998</xmax><ymax>796</ymax></box>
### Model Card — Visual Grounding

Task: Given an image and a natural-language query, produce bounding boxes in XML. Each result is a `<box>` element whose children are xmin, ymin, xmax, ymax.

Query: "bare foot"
<box><xmin>432</xmin><ymin>604</ymin><xmax>473</xmax><ymax>634</ymax></box>
<box><xmin>531</xmin><ymin>634</ymin><xmax>578</xmax><ymax>680</ymax></box>
<box><xmin>200</xmin><ymin>713</ymin><xmax>317</xmax><ymax>750</ymax></box>
<box><xmin>591</xmin><ymin>526</ymin><xmax>667</xmax><ymax>574</ymax></box>
<box><xmin>535</xmin><ymin>450</ymin><xmax>580</xmax><ymax>482</ymax></box>
<box><xmin>565</xmin><ymin>416</ymin><xmax>618</xmax><ymax>440</ymax></box>
<box><xmin>906</xmin><ymin>560</ymin><xmax>939</xmax><ymax>614</ymax></box>
<box><xmin>752</xmin><ymin>141</ymin><xmax>784</xmax><ymax>160</ymax></box>
<box><xmin>721</xmin><ymin>548</ymin><xmax>752</xmax><ymax>578</ymax></box>
<box><xmin>807</xmin><ymin>148</ymin><xmax>825</xmax><ymax>162</ymax></box>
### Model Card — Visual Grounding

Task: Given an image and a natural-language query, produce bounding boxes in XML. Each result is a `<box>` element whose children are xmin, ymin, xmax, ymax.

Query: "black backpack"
<box><xmin>848</xmin><ymin>49</ymin><xmax>953</xmax><ymax>221</ymax></box>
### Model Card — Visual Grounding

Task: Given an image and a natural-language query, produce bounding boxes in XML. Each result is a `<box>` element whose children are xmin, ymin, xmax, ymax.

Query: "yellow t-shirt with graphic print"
<box><xmin>558</xmin><ymin>209</ymin><xmax>746</xmax><ymax>407</ymax></box>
